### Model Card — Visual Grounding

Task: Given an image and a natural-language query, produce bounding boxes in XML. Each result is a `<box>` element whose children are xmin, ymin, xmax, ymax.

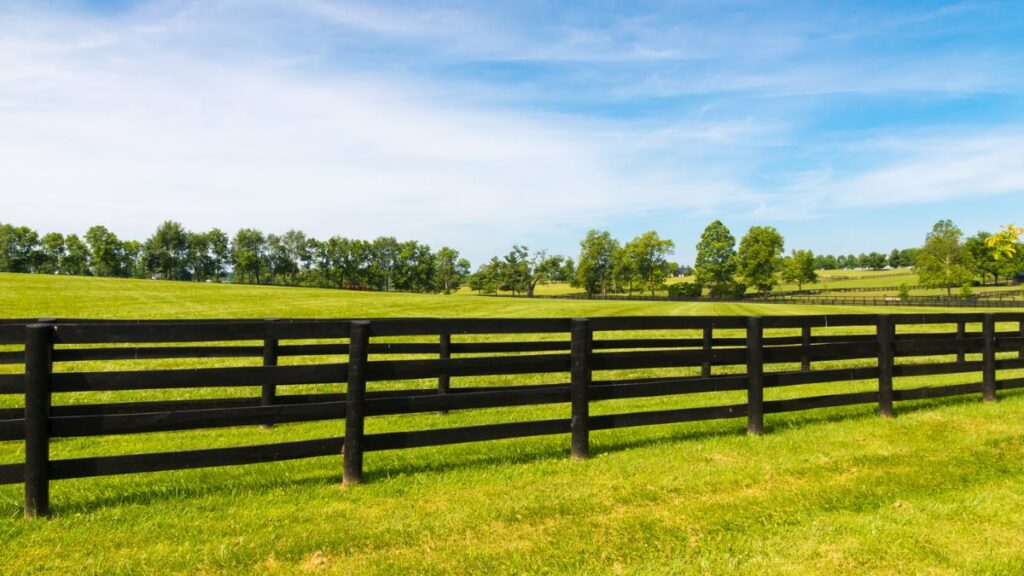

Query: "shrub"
<box><xmin>897</xmin><ymin>283</ymin><xmax>911</xmax><ymax>302</ymax></box>
<box><xmin>959</xmin><ymin>283</ymin><xmax>974</xmax><ymax>300</ymax></box>
<box><xmin>710</xmin><ymin>282</ymin><xmax>747</xmax><ymax>300</ymax></box>
<box><xmin>668</xmin><ymin>282</ymin><xmax>702</xmax><ymax>298</ymax></box>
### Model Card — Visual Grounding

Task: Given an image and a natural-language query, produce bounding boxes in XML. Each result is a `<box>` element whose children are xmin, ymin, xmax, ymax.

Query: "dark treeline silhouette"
<box><xmin>0</xmin><ymin>221</ymin><xmax>470</xmax><ymax>294</ymax></box>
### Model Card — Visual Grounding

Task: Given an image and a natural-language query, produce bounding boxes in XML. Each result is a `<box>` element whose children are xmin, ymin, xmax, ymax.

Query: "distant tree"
<box><xmin>122</xmin><ymin>240</ymin><xmax>146</xmax><ymax>278</ymax></box>
<box><xmin>576</xmin><ymin>229</ymin><xmax>619</xmax><ymax>296</ymax></box>
<box><xmin>370</xmin><ymin>236</ymin><xmax>400</xmax><ymax>291</ymax></box>
<box><xmin>231</xmin><ymin>228</ymin><xmax>267</xmax><ymax>284</ymax></box>
<box><xmin>559</xmin><ymin>257</ymin><xmax>576</xmax><ymax>283</ymax></box>
<box><xmin>965</xmin><ymin>232</ymin><xmax>999</xmax><ymax>284</ymax></box>
<box><xmin>611</xmin><ymin>244</ymin><xmax>635</xmax><ymax>295</ymax></box>
<box><xmin>694</xmin><ymin>220</ymin><xmax>738</xmax><ymax>297</ymax></box>
<box><xmin>781</xmin><ymin>249</ymin><xmax>817</xmax><ymax>290</ymax></box>
<box><xmin>145</xmin><ymin>221</ymin><xmax>190</xmax><ymax>280</ymax></box>
<box><xmin>469</xmin><ymin>257</ymin><xmax>502</xmax><ymax>295</ymax></box>
<box><xmin>624</xmin><ymin>231</ymin><xmax>675</xmax><ymax>295</ymax></box>
<box><xmin>915</xmin><ymin>220</ymin><xmax>975</xmax><ymax>297</ymax></box>
<box><xmin>394</xmin><ymin>241</ymin><xmax>435</xmax><ymax>292</ymax></box>
<box><xmin>814</xmin><ymin>254</ymin><xmax>838</xmax><ymax>270</ymax></box>
<box><xmin>862</xmin><ymin>252</ymin><xmax>887</xmax><ymax>270</ymax></box>
<box><xmin>0</xmin><ymin>224</ymin><xmax>40</xmax><ymax>273</ymax></box>
<box><xmin>282</xmin><ymin>230</ymin><xmax>311</xmax><ymax>284</ymax></box>
<box><xmin>37</xmin><ymin>232</ymin><xmax>65</xmax><ymax>274</ymax></box>
<box><xmin>62</xmin><ymin>234</ymin><xmax>91</xmax><ymax>275</ymax></box>
<box><xmin>888</xmin><ymin>249</ymin><xmax>903</xmax><ymax>269</ymax></box>
<box><xmin>528</xmin><ymin>251</ymin><xmax>570</xmax><ymax>297</ymax></box>
<box><xmin>84</xmin><ymin>225</ymin><xmax>126</xmax><ymax>277</ymax></box>
<box><xmin>899</xmin><ymin>248</ymin><xmax>921</xmax><ymax>267</ymax></box>
<box><xmin>206</xmin><ymin>228</ymin><xmax>231</xmax><ymax>281</ymax></box>
<box><xmin>265</xmin><ymin>234</ymin><xmax>297</xmax><ymax>285</ymax></box>
<box><xmin>435</xmin><ymin>247</ymin><xmax>468</xmax><ymax>294</ymax></box>
<box><xmin>737</xmin><ymin>226</ymin><xmax>785</xmax><ymax>293</ymax></box>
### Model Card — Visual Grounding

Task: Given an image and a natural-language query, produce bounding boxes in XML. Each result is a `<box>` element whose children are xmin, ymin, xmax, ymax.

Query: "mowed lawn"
<box><xmin>3</xmin><ymin>273</ymin><xmax>1024</xmax><ymax>575</ymax></box>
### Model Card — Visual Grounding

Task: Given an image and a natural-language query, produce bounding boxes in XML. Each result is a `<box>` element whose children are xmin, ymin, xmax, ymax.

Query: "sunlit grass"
<box><xmin>2</xmin><ymin>272</ymin><xmax>1023</xmax><ymax>575</ymax></box>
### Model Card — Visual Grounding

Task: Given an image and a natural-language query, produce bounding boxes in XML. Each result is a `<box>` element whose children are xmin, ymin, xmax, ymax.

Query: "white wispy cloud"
<box><xmin>1</xmin><ymin>1</ymin><xmax>1022</xmax><ymax>263</ymax></box>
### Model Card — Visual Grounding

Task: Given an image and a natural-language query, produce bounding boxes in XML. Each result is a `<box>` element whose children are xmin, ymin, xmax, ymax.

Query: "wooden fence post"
<box><xmin>438</xmin><ymin>332</ymin><xmax>451</xmax><ymax>416</ymax></box>
<box><xmin>983</xmin><ymin>313</ymin><xmax>996</xmax><ymax>402</ymax></box>
<box><xmin>570</xmin><ymin>319</ymin><xmax>591</xmax><ymax>460</ymax></box>
<box><xmin>701</xmin><ymin>325</ymin><xmax>712</xmax><ymax>378</ymax></box>
<box><xmin>746</xmin><ymin>316</ymin><xmax>764</xmax><ymax>436</ymax></box>
<box><xmin>956</xmin><ymin>320</ymin><xmax>966</xmax><ymax>363</ymax></box>
<box><xmin>800</xmin><ymin>325</ymin><xmax>812</xmax><ymax>371</ymax></box>
<box><xmin>1018</xmin><ymin>320</ymin><xmax>1023</xmax><ymax>360</ymax></box>
<box><xmin>260</xmin><ymin>319</ymin><xmax>279</xmax><ymax>429</ymax></box>
<box><xmin>24</xmin><ymin>323</ymin><xmax>54</xmax><ymax>519</ymax></box>
<box><xmin>877</xmin><ymin>315</ymin><xmax>894</xmax><ymax>418</ymax></box>
<box><xmin>343</xmin><ymin>321</ymin><xmax>370</xmax><ymax>486</ymax></box>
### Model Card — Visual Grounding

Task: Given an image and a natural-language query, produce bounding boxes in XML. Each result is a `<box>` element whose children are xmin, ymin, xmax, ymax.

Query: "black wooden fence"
<box><xmin>2</xmin><ymin>314</ymin><xmax>1024</xmax><ymax>518</ymax></box>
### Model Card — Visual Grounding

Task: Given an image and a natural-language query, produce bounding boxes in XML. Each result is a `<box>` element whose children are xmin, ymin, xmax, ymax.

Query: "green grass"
<box><xmin>2</xmin><ymin>272</ymin><xmax>1024</xmax><ymax>575</ymax></box>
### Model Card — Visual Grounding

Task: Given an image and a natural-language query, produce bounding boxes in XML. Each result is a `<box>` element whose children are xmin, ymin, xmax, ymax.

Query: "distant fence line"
<box><xmin>519</xmin><ymin>291</ymin><xmax>1024</xmax><ymax>308</ymax></box>
<box><xmin>1</xmin><ymin>313</ymin><xmax>1024</xmax><ymax>518</ymax></box>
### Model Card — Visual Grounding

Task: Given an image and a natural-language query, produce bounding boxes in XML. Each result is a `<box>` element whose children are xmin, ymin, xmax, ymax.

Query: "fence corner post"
<box><xmin>570</xmin><ymin>318</ymin><xmax>592</xmax><ymax>460</ymax></box>
<box><xmin>343</xmin><ymin>320</ymin><xmax>370</xmax><ymax>486</ymax></box>
<box><xmin>877</xmin><ymin>314</ymin><xmax>894</xmax><ymax>418</ymax></box>
<box><xmin>437</xmin><ymin>332</ymin><xmax>451</xmax><ymax>416</ymax></box>
<box><xmin>983</xmin><ymin>313</ymin><xmax>996</xmax><ymax>402</ymax></box>
<box><xmin>746</xmin><ymin>316</ymin><xmax>764</xmax><ymax>436</ymax></box>
<box><xmin>24</xmin><ymin>322</ymin><xmax>54</xmax><ymax>519</ymax></box>
<box><xmin>260</xmin><ymin>318</ymin><xmax>279</xmax><ymax>429</ymax></box>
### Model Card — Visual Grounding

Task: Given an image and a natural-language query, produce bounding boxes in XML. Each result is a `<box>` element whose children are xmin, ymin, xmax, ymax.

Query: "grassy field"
<box><xmin>3</xmin><ymin>272</ymin><xmax>1024</xmax><ymax>575</ymax></box>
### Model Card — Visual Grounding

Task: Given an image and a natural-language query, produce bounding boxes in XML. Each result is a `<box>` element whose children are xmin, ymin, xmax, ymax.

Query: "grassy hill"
<box><xmin>2</xmin><ymin>273</ymin><xmax>1024</xmax><ymax>575</ymax></box>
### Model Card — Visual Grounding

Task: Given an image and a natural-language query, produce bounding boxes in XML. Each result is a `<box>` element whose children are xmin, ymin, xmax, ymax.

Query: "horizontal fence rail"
<box><xmin>1</xmin><ymin>313</ymin><xmax>1024</xmax><ymax>517</ymax></box>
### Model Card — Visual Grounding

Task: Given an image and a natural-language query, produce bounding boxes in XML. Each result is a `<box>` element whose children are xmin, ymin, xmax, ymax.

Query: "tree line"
<box><xmin>467</xmin><ymin>230</ymin><xmax>679</xmax><ymax>297</ymax></box>
<box><xmin>3</xmin><ymin>218</ymin><xmax>1020</xmax><ymax>299</ymax></box>
<box><xmin>0</xmin><ymin>221</ymin><xmax>471</xmax><ymax>294</ymax></box>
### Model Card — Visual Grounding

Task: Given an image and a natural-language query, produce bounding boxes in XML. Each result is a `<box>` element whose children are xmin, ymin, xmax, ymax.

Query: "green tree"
<box><xmin>0</xmin><ymin>224</ymin><xmax>40</xmax><ymax>273</ymax></box>
<box><xmin>862</xmin><ymin>252</ymin><xmax>887</xmax><ymax>270</ymax></box>
<box><xmin>122</xmin><ymin>240</ymin><xmax>146</xmax><ymax>278</ymax></box>
<box><xmin>965</xmin><ymin>232</ymin><xmax>1001</xmax><ymax>284</ymax></box>
<box><xmin>781</xmin><ymin>249</ymin><xmax>817</xmax><ymax>290</ymax></box>
<box><xmin>694</xmin><ymin>221</ymin><xmax>738</xmax><ymax>297</ymax></box>
<box><xmin>915</xmin><ymin>220</ymin><xmax>975</xmax><ymax>297</ymax></box>
<box><xmin>231</xmin><ymin>228</ymin><xmax>267</xmax><ymax>284</ymax></box>
<box><xmin>623</xmin><ymin>231</ymin><xmax>675</xmax><ymax>296</ymax></box>
<box><xmin>37</xmin><ymin>232</ymin><xmax>65</xmax><ymax>274</ymax></box>
<box><xmin>62</xmin><ymin>234</ymin><xmax>91</xmax><ymax>275</ymax></box>
<box><xmin>145</xmin><ymin>221</ymin><xmax>190</xmax><ymax>280</ymax></box>
<box><xmin>575</xmin><ymin>229</ymin><xmax>619</xmax><ymax>296</ymax></box>
<box><xmin>435</xmin><ymin>247</ymin><xmax>469</xmax><ymax>294</ymax></box>
<box><xmin>84</xmin><ymin>225</ymin><xmax>126</xmax><ymax>277</ymax></box>
<box><xmin>737</xmin><ymin>226</ymin><xmax>785</xmax><ymax>293</ymax></box>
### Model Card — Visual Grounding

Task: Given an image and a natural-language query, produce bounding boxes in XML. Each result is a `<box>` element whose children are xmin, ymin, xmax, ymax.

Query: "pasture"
<box><xmin>3</xmin><ymin>273</ymin><xmax>1024</xmax><ymax>575</ymax></box>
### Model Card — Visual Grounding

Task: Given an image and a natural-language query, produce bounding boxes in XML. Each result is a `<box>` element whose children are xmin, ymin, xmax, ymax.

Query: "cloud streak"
<box><xmin>1</xmin><ymin>1</ymin><xmax>1023</xmax><ymax>263</ymax></box>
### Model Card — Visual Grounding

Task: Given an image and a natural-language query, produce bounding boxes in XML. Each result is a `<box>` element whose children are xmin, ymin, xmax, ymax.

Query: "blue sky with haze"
<box><xmin>2</xmin><ymin>1</ymin><xmax>1023</xmax><ymax>264</ymax></box>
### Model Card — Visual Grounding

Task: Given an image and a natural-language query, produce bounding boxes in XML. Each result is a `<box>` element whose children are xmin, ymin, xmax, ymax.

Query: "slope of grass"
<box><xmin>2</xmin><ymin>272</ymin><xmax>1023</xmax><ymax>575</ymax></box>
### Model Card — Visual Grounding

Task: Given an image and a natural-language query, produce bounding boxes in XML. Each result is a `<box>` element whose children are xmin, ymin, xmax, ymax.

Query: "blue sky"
<box><xmin>2</xmin><ymin>1</ymin><xmax>1023</xmax><ymax>264</ymax></box>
